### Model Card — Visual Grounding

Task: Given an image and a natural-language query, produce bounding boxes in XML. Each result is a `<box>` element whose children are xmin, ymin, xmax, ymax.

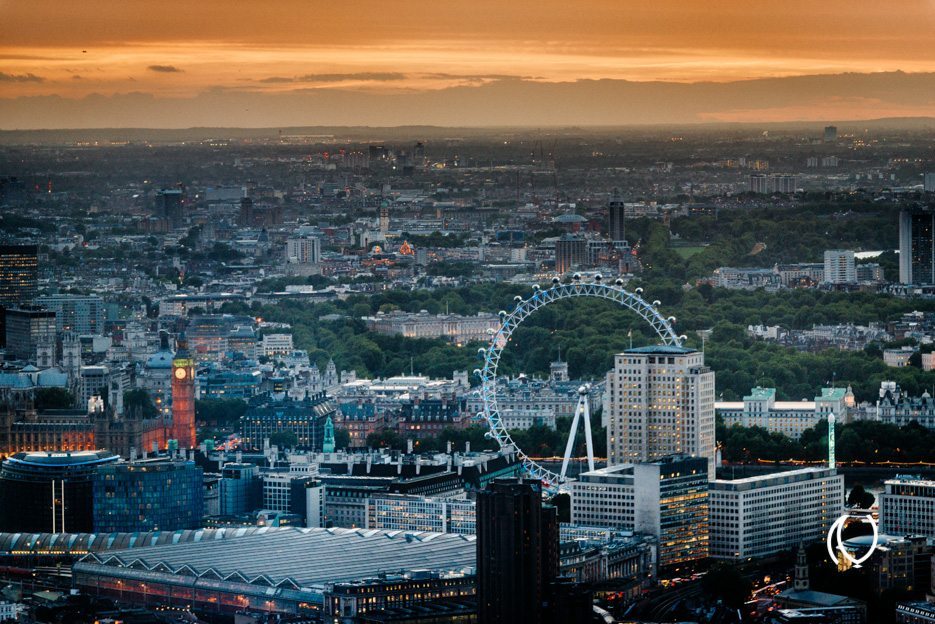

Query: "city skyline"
<box><xmin>2</xmin><ymin>5</ymin><xmax>935</xmax><ymax>614</ymax></box>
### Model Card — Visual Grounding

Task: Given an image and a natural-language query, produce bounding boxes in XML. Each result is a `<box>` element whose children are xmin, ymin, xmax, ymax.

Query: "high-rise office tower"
<box><xmin>925</xmin><ymin>172</ymin><xmax>935</xmax><ymax>193</ymax></box>
<box><xmin>554</xmin><ymin>234</ymin><xmax>587</xmax><ymax>274</ymax></box>
<box><xmin>571</xmin><ymin>455</ymin><xmax>710</xmax><ymax>567</ymax></box>
<box><xmin>171</xmin><ymin>334</ymin><xmax>196</xmax><ymax>449</ymax></box>
<box><xmin>749</xmin><ymin>174</ymin><xmax>770</xmax><ymax>194</ymax></box>
<box><xmin>4</xmin><ymin>306</ymin><xmax>56</xmax><ymax>362</ymax></box>
<box><xmin>93</xmin><ymin>458</ymin><xmax>204</xmax><ymax>532</ymax></box>
<box><xmin>285</xmin><ymin>235</ymin><xmax>321</xmax><ymax>265</ymax></box>
<box><xmin>238</xmin><ymin>196</ymin><xmax>254</xmax><ymax>226</ymax></box>
<box><xmin>0</xmin><ymin>244</ymin><xmax>38</xmax><ymax>306</ymax></box>
<box><xmin>476</xmin><ymin>479</ymin><xmax>558</xmax><ymax>624</ymax></box>
<box><xmin>771</xmin><ymin>174</ymin><xmax>798</xmax><ymax>194</ymax></box>
<box><xmin>155</xmin><ymin>189</ymin><xmax>184</xmax><ymax>229</ymax></box>
<box><xmin>607</xmin><ymin>187</ymin><xmax>627</xmax><ymax>247</ymax></box>
<box><xmin>379</xmin><ymin>204</ymin><xmax>390</xmax><ymax>234</ymax></box>
<box><xmin>35</xmin><ymin>294</ymin><xmax>106</xmax><ymax>334</ymax></box>
<box><xmin>605</xmin><ymin>346</ymin><xmax>716</xmax><ymax>477</ymax></box>
<box><xmin>899</xmin><ymin>206</ymin><xmax>935</xmax><ymax>285</ymax></box>
<box><xmin>823</xmin><ymin>125</ymin><xmax>838</xmax><ymax>143</ymax></box>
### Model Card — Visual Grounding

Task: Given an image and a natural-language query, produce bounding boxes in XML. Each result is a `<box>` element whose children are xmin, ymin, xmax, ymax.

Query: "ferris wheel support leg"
<box><xmin>582</xmin><ymin>397</ymin><xmax>595</xmax><ymax>472</ymax></box>
<box><xmin>560</xmin><ymin>403</ymin><xmax>583</xmax><ymax>482</ymax></box>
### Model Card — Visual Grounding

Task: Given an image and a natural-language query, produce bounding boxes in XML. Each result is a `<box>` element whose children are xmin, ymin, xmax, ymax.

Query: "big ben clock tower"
<box><xmin>171</xmin><ymin>333</ymin><xmax>196</xmax><ymax>449</ymax></box>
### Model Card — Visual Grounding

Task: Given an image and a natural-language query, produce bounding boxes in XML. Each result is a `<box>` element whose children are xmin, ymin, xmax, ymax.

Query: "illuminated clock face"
<box><xmin>174</xmin><ymin>367</ymin><xmax>187</xmax><ymax>380</ymax></box>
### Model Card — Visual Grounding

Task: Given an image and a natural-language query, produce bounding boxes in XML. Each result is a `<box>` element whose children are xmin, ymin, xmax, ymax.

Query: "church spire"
<box><xmin>794</xmin><ymin>541</ymin><xmax>810</xmax><ymax>591</ymax></box>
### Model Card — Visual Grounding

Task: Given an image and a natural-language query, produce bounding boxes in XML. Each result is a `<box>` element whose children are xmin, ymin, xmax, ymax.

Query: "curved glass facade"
<box><xmin>0</xmin><ymin>450</ymin><xmax>118</xmax><ymax>533</ymax></box>
<box><xmin>93</xmin><ymin>460</ymin><xmax>204</xmax><ymax>533</ymax></box>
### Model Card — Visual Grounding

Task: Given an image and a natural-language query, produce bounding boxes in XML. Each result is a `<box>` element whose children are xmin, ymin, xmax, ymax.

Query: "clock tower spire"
<box><xmin>171</xmin><ymin>332</ymin><xmax>196</xmax><ymax>449</ymax></box>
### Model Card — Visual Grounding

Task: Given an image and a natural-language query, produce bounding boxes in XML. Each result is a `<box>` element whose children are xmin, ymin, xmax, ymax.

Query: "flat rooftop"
<box><xmin>623</xmin><ymin>345</ymin><xmax>697</xmax><ymax>355</ymax></box>
<box><xmin>885</xmin><ymin>475</ymin><xmax>935</xmax><ymax>487</ymax></box>
<box><xmin>711</xmin><ymin>467</ymin><xmax>838</xmax><ymax>492</ymax></box>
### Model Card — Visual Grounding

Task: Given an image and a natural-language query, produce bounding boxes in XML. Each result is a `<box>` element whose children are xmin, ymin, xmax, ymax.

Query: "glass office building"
<box><xmin>0</xmin><ymin>450</ymin><xmax>118</xmax><ymax>533</ymax></box>
<box><xmin>93</xmin><ymin>458</ymin><xmax>204</xmax><ymax>532</ymax></box>
<box><xmin>0</xmin><ymin>244</ymin><xmax>38</xmax><ymax>306</ymax></box>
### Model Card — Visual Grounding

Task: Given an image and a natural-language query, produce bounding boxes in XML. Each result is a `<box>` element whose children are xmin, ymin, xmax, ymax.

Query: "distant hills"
<box><xmin>2</xmin><ymin>71</ymin><xmax>935</xmax><ymax>134</ymax></box>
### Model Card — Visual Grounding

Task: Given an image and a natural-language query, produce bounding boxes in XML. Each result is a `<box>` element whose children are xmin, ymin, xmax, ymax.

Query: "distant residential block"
<box><xmin>714</xmin><ymin>266</ymin><xmax>781</xmax><ymax>290</ymax></box>
<box><xmin>883</xmin><ymin>347</ymin><xmax>915</xmax><ymax>368</ymax></box>
<box><xmin>823</xmin><ymin>250</ymin><xmax>856</xmax><ymax>285</ymax></box>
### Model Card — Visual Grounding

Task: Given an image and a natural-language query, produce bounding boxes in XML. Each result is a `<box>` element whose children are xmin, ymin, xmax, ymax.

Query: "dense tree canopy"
<box><xmin>34</xmin><ymin>387</ymin><xmax>75</xmax><ymax>410</ymax></box>
<box><xmin>223</xmin><ymin>280</ymin><xmax>935</xmax><ymax>406</ymax></box>
<box><xmin>123</xmin><ymin>389</ymin><xmax>158</xmax><ymax>419</ymax></box>
<box><xmin>718</xmin><ymin>419</ymin><xmax>935</xmax><ymax>463</ymax></box>
<box><xmin>366</xmin><ymin>426</ymin><xmax>498</xmax><ymax>453</ymax></box>
<box><xmin>195</xmin><ymin>398</ymin><xmax>248</xmax><ymax>427</ymax></box>
<box><xmin>631</xmin><ymin>199</ymin><xmax>897</xmax><ymax>283</ymax></box>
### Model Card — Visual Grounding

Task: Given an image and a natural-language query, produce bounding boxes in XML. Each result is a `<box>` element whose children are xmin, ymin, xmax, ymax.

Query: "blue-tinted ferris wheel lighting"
<box><xmin>479</xmin><ymin>282</ymin><xmax>679</xmax><ymax>490</ymax></box>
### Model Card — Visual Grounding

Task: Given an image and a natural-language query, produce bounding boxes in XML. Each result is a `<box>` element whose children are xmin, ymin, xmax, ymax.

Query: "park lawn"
<box><xmin>672</xmin><ymin>245</ymin><xmax>707</xmax><ymax>259</ymax></box>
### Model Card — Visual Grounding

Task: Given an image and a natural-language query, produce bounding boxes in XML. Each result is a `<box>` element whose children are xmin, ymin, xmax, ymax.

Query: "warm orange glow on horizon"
<box><xmin>2</xmin><ymin>0</ymin><xmax>935</xmax><ymax>127</ymax></box>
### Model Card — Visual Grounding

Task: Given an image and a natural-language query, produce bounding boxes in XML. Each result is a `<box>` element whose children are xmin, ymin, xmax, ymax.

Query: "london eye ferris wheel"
<box><xmin>475</xmin><ymin>275</ymin><xmax>683</xmax><ymax>491</ymax></box>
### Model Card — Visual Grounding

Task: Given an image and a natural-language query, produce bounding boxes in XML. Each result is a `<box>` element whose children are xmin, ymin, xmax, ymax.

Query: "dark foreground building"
<box><xmin>0</xmin><ymin>450</ymin><xmax>118</xmax><ymax>533</ymax></box>
<box><xmin>476</xmin><ymin>478</ymin><xmax>559</xmax><ymax>624</ymax></box>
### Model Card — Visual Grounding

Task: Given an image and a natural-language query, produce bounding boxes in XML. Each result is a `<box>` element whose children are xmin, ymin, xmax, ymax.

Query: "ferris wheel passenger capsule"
<box><xmin>615</xmin><ymin>278</ymin><xmax>624</xmax><ymax>286</ymax></box>
<box><xmin>635</xmin><ymin>287</ymin><xmax>644</xmax><ymax>294</ymax></box>
<box><xmin>652</xmin><ymin>300</ymin><xmax>661</xmax><ymax>306</ymax></box>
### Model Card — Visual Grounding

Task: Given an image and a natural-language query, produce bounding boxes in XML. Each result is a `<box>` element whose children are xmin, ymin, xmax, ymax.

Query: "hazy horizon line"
<box><xmin>3</xmin><ymin>71</ymin><xmax>935</xmax><ymax>131</ymax></box>
<box><xmin>4</xmin><ymin>115</ymin><xmax>935</xmax><ymax>134</ymax></box>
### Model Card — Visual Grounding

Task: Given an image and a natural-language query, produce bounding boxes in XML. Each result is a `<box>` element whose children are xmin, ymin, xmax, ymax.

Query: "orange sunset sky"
<box><xmin>2</xmin><ymin>0</ymin><xmax>935</xmax><ymax>128</ymax></box>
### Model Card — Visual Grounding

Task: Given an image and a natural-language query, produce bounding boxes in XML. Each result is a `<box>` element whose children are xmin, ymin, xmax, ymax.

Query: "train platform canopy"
<box><xmin>75</xmin><ymin>526</ymin><xmax>477</xmax><ymax>589</ymax></box>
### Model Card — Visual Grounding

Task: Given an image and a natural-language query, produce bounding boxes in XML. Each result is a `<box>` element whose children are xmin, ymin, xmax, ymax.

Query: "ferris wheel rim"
<box><xmin>477</xmin><ymin>281</ymin><xmax>680</xmax><ymax>490</ymax></box>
